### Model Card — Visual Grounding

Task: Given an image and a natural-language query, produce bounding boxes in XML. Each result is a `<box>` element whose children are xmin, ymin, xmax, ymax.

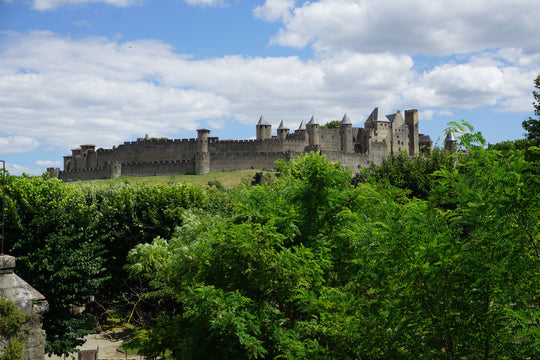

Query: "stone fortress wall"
<box><xmin>49</xmin><ymin>108</ymin><xmax>435</xmax><ymax>182</ymax></box>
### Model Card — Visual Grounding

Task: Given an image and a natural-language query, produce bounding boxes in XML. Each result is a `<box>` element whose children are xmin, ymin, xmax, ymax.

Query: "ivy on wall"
<box><xmin>0</xmin><ymin>299</ymin><xmax>31</xmax><ymax>360</ymax></box>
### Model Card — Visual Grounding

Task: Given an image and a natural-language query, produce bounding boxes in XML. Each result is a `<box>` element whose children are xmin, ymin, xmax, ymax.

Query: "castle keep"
<box><xmin>49</xmin><ymin>108</ymin><xmax>433</xmax><ymax>182</ymax></box>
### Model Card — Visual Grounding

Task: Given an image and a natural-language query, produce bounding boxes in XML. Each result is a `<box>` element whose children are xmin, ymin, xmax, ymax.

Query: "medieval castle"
<box><xmin>48</xmin><ymin>107</ymin><xmax>437</xmax><ymax>182</ymax></box>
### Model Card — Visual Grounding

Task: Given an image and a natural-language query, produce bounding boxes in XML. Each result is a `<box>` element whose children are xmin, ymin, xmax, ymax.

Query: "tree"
<box><xmin>522</xmin><ymin>74</ymin><xmax>540</xmax><ymax>143</ymax></box>
<box><xmin>5</xmin><ymin>175</ymin><xmax>106</xmax><ymax>355</ymax></box>
<box><xmin>362</xmin><ymin>149</ymin><xmax>454</xmax><ymax>199</ymax></box>
<box><xmin>127</xmin><ymin>150</ymin><xmax>540</xmax><ymax>359</ymax></box>
<box><xmin>444</xmin><ymin>119</ymin><xmax>486</xmax><ymax>149</ymax></box>
<box><xmin>320</xmin><ymin>120</ymin><xmax>340</xmax><ymax>129</ymax></box>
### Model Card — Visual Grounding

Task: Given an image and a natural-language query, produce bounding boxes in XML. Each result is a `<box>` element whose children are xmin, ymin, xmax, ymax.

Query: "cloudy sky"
<box><xmin>1</xmin><ymin>0</ymin><xmax>539</xmax><ymax>175</ymax></box>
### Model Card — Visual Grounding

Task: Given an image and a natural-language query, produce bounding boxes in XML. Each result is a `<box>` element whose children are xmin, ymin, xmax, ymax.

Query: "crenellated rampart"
<box><xmin>58</xmin><ymin>162</ymin><xmax>121</xmax><ymax>182</ymax></box>
<box><xmin>209</xmin><ymin>151</ymin><xmax>295</xmax><ymax>172</ymax></box>
<box><xmin>53</xmin><ymin>108</ymin><xmax>427</xmax><ymax>181</ymax></box>
<box><xmin>121</xmin><ymin>159</ymin><xmax>194</xmax><ymax>177</ymax></box>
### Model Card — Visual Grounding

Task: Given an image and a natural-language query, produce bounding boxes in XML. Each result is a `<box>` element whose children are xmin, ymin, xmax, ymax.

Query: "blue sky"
<box><xmin>1</xmin><ymin>0</ymin><xmax>539</xmax><ymax>175</ymax></box>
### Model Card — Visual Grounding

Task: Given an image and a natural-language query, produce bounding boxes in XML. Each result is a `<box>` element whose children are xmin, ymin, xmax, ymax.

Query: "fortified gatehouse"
<box><xmin>49</xmin><ymin>108</ymin><xmax>433</xmax><ymax>182</ymax></box>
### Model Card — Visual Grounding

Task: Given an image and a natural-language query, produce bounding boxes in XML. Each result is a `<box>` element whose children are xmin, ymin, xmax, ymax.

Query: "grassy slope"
<box><xmin>69</xmin><ymin>169</ymin><xmax>272</xmax><ymax>188</ymax></box>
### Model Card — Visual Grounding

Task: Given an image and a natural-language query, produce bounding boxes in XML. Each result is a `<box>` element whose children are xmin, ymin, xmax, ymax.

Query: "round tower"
<box><xmin>339</xmin><ymin>113</ymin><xmax>353</xmax><ymax>153</ymax></box>
<box><xmin>197</xmin><ymin>128</ymin><xmax>210</xmax><ymax>153</ymax></box>
<box><xmin>306</xmin><ymin>115</ymin><xmax>320</xmax><ymax>148</ymax></box>
<box><xmin>277</xmin><ymin>120</ymin><xmax>289</xmax><ymax>141</ymax></box>
<box><xmin>195</xmin><ymin>128</ymin><xmax>210</xmax><ymax>175</ymax></box>
<box><xmin>256</xmin><ymin>115</ymin><xmax>272</xmax><ymax>140</ymax></box>
<box><xmin>444</xmin><ymin>132</ymin><xmax>458</xmax><ymax>153</ymax></box>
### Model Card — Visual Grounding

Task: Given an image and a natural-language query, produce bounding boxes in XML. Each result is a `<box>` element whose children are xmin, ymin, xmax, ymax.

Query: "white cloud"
<box><xmin>269</xmin><ymin>0</ymin><xmax>540</xmax><ymax>56</ymax></box>
<box><xmin>421</xmin><ymin>109</ymin><xmax>454</xmax><ymax>121</ymax></box>
<box><xmin>0</xmin><ymin>136</ymin><xmax>39</xmax><ymax>154</ymax></box>
<box><xmin>253</xmin><ymin>0</ymin><xmax>295</xmax><ymax>22</ymax></box>
<box><xmin>32</xmin><ymin>0</ymin><xmax>137</xmax><ymax>11</ymax></box>
<box><xmin>36</xmin><ymin>160</ymin><xmax>62</xmax><ymax>167</ymax></box>
<box><xmin>5</xmin><ymin>163</ymin><xmax>41</xmax><ymax>176</ymax></box>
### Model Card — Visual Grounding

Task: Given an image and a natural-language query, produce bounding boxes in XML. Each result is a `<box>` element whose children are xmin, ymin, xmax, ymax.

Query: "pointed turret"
<box><xmin>340</xmin><ymin>113</ymin><xmax>353</xmax><ymax>153</ymax></box>
<box><xmin>419</xmin><ymin>134</ymin><xmax>433</xmax><ymax>153</ymax></box>
<box><xmin>277</xmin><ymin>120</ymin><xmax>289</xmax><ymax>141</ymax></box>
<box><xmin>306</xmin><ymin>115</ymin><xmax>320</xmax><ymax>148</ymax></box>
<box><xmin>257</xmin><ymin>115</ymin><xmax>270</xmax><ymax>126</ymax></box>
<box><xmin>444</xmin><ymin>132</ymin><xmax>458</xmax><ymax>152</ymax></box>
<box><xmin>341</xmin><ymin>113</ymin><xmax>352</xmax><ymax>125</ymax></box>
<box><xmin>256</xmin><ymin>114</ymin><xmax>272</xmax><ymax>140</ymax></box>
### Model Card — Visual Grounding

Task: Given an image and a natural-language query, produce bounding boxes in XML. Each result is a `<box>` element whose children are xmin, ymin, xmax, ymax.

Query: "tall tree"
<box><xmin>522</xmin><ymin>74</ymin><xmax>540</xmax><ymax>143</ymax></box>
<box><xmin>127</xmin><ymin>150</ymin><xmax>540</xmax><ymax>359</ymax></box>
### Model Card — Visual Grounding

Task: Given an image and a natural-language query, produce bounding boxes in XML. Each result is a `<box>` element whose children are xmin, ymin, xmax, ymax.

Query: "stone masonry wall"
<box><xmin>59</xmin><ymin>164</ymin><xmax>115</xmax><ymax>182</ymax></box>
<box><xmin>323</xmin><ymin>151</ymin><xmax>370</xmax><ymax>171</ymax></box>
<box><xmin>121</xmin><ymin>160</ymin><xmax>194</xmax><ymax>176</ymax></box>
<box><xmin>97</xmin><ymin>139</ymin><xmax>199</xmax><ymax>165</ymax></box>
<box><xmin>0</xmin><ymin>255</ymin><xmax>48</xmax><ymax>360</ymax></box>
<box><xmin>209</xmin><ymin>152</ymin><xmax>290</xmax><ymax>172</ymax></box>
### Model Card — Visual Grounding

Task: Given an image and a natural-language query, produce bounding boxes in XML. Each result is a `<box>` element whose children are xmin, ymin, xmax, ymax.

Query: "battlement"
<box><xmin>119</xmin><ymin>138</ymin><xmax>199</xmax><ymax>147</ymax></box>
<box><xmin>121</xmin><ymin>159</ymin><xmax>192</xmax><ymax>166</ymax></box>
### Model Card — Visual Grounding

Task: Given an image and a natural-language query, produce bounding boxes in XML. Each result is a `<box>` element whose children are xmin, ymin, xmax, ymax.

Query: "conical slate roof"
<box><xmin>298</xmin><ymin>119</ymin><xmax>306</xmax><ymax>130</ymax></box>
<box><xmin>365</xmin><ymin>107</ymin><xmax>379</xmax><ymax>123</ymax></box>
<box><xmin>385</xmin><ymin>113</ymin><xmax>396</xmax><ymax>122</ymax></box>
<box><xmin>445</xmin><ymin>132</ymin><xmax>457</xmax><ymax>142</ymax></box>
<box><xmin>257</xmin><ymin>115</ymin><xmax>271</xmax><ymax>126</ymax></box>
<box><xmin>341</xmin><ymin>113</ymin><xmax>352</xmax><ymax>125</ymax></box>
<box><xmin>307</xmin><ymin>115</ymin><xmax>318</xmax><ymax>125</ymax></box>
<box><xmin>278</xmin><ymin>120</ymin><xmax>289</xmax><ymax>130</ymax></box>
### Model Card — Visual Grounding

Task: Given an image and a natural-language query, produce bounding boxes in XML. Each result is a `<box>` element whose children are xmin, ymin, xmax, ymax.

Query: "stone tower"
<box><xmin>306</xmin><ymin>115</ymin><xmax>320</xmax><ymax>149</ymax></box>
<box><xmin>419</xmin><ymin>134</ymin><xmax>433</xmax><ymax>153</ymax></box>
<box><xmin>0</xmin><ymin>255</ymin><xmax>48</xmax><ymax>360</ymax></box>
<box><xmin>195</xmin><ymin>128</ymin><xmax>210</xmax><ymax>175</ymax></box>
<box><xmin>444</xmin><ymin>132</ymin><xmax>458</xmax><ymax>152</ymax></box>
<box><xmin>339</xmin><ymin>113</ymin><xmax>353</xmax><ymax>153</ymax></box>
<box><xmin>277</xmin><ymin>120</ymin><xmax>289</xmax><ymax>141</ymax></box>
<box><xmin>256</xmin><ymin>115</ymin><xmax>272</xmax><ymax>141</ymax></box>
<box><xmin>405</xmin><ymin>109</ymin><xmax>419</xmax><ymax>156</ymax></box>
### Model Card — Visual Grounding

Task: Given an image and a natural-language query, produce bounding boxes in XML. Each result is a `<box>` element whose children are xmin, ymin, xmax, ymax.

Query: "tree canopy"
<box><xmin>126</xmin><ymin>149</ymin><xmax>540</xmax><ymax>359</ymax></box>
<box><xmin>522</xmin><ymin>74</ymin><xmax>540</xmax><ymax>143</ymax></box>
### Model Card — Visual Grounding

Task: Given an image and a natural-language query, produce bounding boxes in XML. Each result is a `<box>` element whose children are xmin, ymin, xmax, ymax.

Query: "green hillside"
<box><xmin>69</xmin><ymin>169</ymin><xmax>273</xmax><ymax>188</ymax></box>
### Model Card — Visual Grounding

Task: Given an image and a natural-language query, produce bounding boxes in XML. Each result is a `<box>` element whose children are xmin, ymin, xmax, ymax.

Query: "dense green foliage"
<box><xmin>125</xmin><ymin>146</ymin><xmax>540</xmax><ymax>359</ymax></box>
<box><xmin>320</xmin><ymin>120</ymin><xmax>340</xmax><ymax>129</ymax></box>
<box><xmin>3</xmin><ymin>178</ymin><xmax>214</xmax><ymax>355</ymax></box>
<box><xmin>362</xmin><ymin>149</ymin><xmax>454</xmax><ymax>199</ymax></box>
<box><xmin>5</xmin><ymin>175</ymin><xmax>106</xmax><ymax>354</ymax></box>
<box><xmin>522</xmin><ymin>74</ymin><xmax>540</xmax><ymax>143</ymax></box>
<box><xmin>0</xmin><ymin>299</ymin><xmax>31</xmax><ymax>360</ymax></box>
